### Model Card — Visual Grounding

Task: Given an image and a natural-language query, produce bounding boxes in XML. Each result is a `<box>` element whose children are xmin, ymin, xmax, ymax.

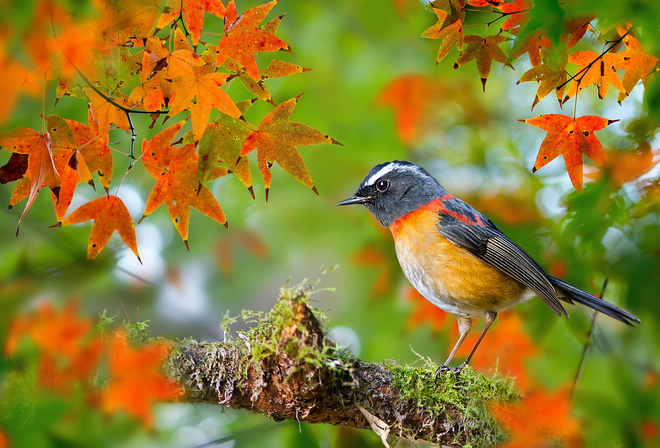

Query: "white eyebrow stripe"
<box><xmin>365</xmin><ymin>162</ymin><xmax>418</xmax><ymax>186</ymax></box>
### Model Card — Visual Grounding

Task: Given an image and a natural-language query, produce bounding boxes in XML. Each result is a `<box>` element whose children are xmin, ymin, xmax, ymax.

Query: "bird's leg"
<box><xmin>435</xmin><ymin>312</ymin><xmax>498</xmax><ymax>380</ymax></box>
<box><xmin>435</xmin><ymin>316</ymin><xmax>471</xmax><ymax>381</ymax></box>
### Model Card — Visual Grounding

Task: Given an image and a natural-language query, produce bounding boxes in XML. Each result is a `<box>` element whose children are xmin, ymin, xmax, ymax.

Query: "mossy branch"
<box><xmin>165</xmin><ymin>283</ymin><xmax>518</xmax><ymax>447</ymax></box>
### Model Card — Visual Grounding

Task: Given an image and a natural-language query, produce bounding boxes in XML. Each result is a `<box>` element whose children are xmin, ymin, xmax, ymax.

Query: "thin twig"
<box><xmin>570</xmin><ymin>278</ymin><xmax>608</xmax><ymax>400</ymax></box>
<box><xmin>556</xmin><ymin>27</ymin><xmax>632</xmax><ymax>92</ymax></box>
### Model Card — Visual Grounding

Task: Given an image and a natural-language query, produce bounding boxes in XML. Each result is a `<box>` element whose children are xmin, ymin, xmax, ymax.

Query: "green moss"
<box><xmin>386</xmin><ymin>359</ymin><xmax>518</xmax><ymax>446</ymax></box>
<box><xmin>224</xmin><ymin>281</ymin><xmax>341</xmax><ymax>382</ymax></box>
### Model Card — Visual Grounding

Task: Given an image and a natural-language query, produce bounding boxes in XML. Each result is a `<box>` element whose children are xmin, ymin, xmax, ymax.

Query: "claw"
<box><xmin>434</xmin><ymin>363</ymin><xmax>467</xmax><ymax>383</ymax></box>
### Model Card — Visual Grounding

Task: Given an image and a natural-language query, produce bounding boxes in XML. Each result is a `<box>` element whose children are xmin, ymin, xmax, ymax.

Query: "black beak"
<box><xmin>337</xmin><ymin>195</ymin><xmax>370</xmax><ymax>206</ymax></box>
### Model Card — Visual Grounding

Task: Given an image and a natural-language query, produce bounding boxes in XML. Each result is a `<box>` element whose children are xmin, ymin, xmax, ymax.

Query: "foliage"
<box><xmin>1</xmin><ymin>0</ymin><xmax>659</xmax><ymax>447</ymax></box>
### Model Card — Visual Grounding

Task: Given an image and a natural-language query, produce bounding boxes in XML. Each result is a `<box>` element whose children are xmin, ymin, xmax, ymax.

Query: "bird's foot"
<box><xmin>434</xmin><ymin>363</ymin><xmax>467</xmax><ymax>383</ymax></box>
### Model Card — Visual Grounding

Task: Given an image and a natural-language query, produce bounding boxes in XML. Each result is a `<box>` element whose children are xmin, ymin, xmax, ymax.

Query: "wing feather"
<box><xmin>437</xmin><ymin>212</ymin><xmax>567</xmax><ymax>317</ymax></box>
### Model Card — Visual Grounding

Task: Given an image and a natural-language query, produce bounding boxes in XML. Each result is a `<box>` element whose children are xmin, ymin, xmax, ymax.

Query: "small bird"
<box><xmin>338</xmin><ymin>160</ymin><xmax>640</xmax><ymax>375</ymax></box>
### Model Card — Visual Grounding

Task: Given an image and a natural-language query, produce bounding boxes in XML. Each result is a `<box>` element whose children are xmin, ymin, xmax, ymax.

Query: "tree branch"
<box><xmin>165</xmin><ymin>283</ymin><xmax>518</xmax><ymax>447</ymax></box>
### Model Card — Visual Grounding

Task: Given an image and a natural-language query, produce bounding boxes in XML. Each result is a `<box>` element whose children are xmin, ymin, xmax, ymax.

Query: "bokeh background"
<box><xmin>1</xmin><ymin>0</ymin><xmax>659</xmax><ymax>446</ymax></box>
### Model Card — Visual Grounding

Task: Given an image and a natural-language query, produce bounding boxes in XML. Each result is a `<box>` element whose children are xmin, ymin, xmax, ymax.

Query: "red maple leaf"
<box><xmin>520</xmin><ymin>114</ymin><xmax>617</xmax><ymax>190</ymax></box>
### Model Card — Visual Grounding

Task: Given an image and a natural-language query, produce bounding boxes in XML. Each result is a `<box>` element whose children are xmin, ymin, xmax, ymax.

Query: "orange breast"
<box><xmin>390</xmin><ymin>208</ymin><xmax>530</xmax><ymax>317</ymax></box>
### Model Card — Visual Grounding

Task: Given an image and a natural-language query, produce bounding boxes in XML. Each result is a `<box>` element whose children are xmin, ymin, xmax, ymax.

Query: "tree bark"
<box><xmin>166</xmin><ymin>284</ymin><xmax>517</xmax><ymax>447</ymax></box>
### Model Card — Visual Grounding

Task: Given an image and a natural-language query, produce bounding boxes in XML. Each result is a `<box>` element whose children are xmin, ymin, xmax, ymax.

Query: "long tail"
<box><xmin>548</xmin><ymin>276</ymin><xmax>640</xmax><ymax>326</ymax></box>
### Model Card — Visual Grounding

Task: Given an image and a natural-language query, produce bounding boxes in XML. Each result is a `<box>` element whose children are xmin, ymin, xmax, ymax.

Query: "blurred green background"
<box><xmin>1</xmin><ymin>0</ymin><xmax>659</xmax><ymax>446</ymax></box>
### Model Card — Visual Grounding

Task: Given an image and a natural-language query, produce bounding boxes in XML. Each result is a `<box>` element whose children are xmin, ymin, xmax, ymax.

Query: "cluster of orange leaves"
<box><xmin>5</xmin><ymin>302</ymin><xmax>181</xmax><ymax>427</ymax></box>
<box><xmin>417</xmin><ymin>0</ymin><xmax>659</xmax><ymax>190</ymax></box>
<box><xmin>0</xmin><ymin>0</ymin><xmax>339</xmax><ymax>259</ymax></box>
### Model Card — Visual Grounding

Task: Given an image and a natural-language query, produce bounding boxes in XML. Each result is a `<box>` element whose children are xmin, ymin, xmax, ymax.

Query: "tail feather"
<box><xmin>548</xmin><ymin>276</ymin><xmax>640</xmax><ymax>326</ymax></box>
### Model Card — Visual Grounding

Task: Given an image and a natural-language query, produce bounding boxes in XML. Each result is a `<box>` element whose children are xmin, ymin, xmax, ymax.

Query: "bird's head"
<box><xmin>337</xmin><ymin>160</ymin><xmax>444</xmax><ymax>227</ymax></box>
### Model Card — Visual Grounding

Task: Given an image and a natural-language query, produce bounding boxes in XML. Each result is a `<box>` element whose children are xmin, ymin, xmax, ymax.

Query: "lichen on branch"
<box><xmin>166</xmin><ymin>282</ymin><xmax>518</xmax><ymax>447</ymax></box>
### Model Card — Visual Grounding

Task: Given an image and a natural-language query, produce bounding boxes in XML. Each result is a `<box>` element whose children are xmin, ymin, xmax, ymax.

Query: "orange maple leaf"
<box><xmin>157</xmin><ymin>0</ymin><xmax>227</xmax><ymax>45</ymax></box>
<box><xmin>421</xmin><ymin>8</ymin><xmax>464</xmax><ymax>64</ymax></box>
<box><xmin>455</xmin><ymin>313</ymin><xmax>537</xmax><ymax>390</ymax></box>
<box><xmin>0</xmin><ymin>127</ymin><xmax>61</xmax><ymax>234</ymax></box>
<box><xmin>66</xmin><ymin>111</ymin><xmax>114</xmax><ymax>191</ymax></box>
<box><xmin>617</xmin><ymin>31</ymin><xmax>659</xmax><ymax>104</ymax></box>
<box><xmin>214</xmin><ymin>0</ymin><xmax>289</xmax><ymax>82</ymax></box>
<box><xmin>46</xmin><ymin>115</ymin><xmax>96</xmax><ymax>222</ymax></box>
<box><xmin>63</xmin><ymin>195</ymin><xmax>140</xmax><ymax>260</ymax></box>
<box><xmin>84</xmin><ymin>88</ymin><xmax>132</xmax><ymax>141</ymax></box>
<box><xmin>102</xmin><ymin>331</ymin><xmax>182</xmax><ymax>428</ymax></box>
<box><xmin>564</xmin><ymin>51</ymin><xmax>626</xmax><ymax>101</ymax></box>
<box><xmin>140</xmin><ymin>123</ymin><xmax>229</xmax><ymax>248</ymax></box>
<box><xmin>168</xmin><ymin>70</ymin><xmax>241</xmax><ymax>142</ymax></box>
<box><xmin>240</xmin><ymin>95</ymin><xmax>340</xmax><ymax>200</ymax></box>
<box><xmin>521</xmin><ymin>114</ymin><xmax>617</xmax><ymax>190</ymax></box>
<box><xmin>454</xmin><ymin>34</ymin><xmax>512</xmax><ymax>91</ymax></box>
<box><xmin>104</xmin><ymin>0</ymin><xmax>162</xmax><ymax>38</ymax></box>
<box><xmin>129</xmin><ymin>51</ymin><xmax>165</xmax><ymax>111</ymax></box>
<box><xmin>491</xmin><ymin>386</ymin><xmax>582</xmax><ymax>448</ymax></box>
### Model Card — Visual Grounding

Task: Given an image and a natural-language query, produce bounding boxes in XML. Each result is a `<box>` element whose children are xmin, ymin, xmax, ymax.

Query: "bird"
<box><xmin>337</xmin><ymin>160</ymin><xmax>640</xmax><ymax>375</ymax></box>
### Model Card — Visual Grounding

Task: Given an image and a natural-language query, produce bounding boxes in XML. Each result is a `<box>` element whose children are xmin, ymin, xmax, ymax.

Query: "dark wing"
<box><xmin>436</xmin><ymin>205</ymin><xmax>567</xmax><ymax>317</ymax></box>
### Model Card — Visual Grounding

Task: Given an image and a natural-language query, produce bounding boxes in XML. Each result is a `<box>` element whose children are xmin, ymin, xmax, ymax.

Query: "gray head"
<box><xmin>337</xmin><ymin>160</ymin><xmax>445</xmax><ymax>227</ymax></box>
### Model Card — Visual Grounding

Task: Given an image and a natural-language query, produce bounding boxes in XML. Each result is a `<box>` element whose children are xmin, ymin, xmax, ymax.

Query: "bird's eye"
<box><xmin>376</xmin><ymin>179</ymin><xmax>389</xmax><ymax>192</ymax></box>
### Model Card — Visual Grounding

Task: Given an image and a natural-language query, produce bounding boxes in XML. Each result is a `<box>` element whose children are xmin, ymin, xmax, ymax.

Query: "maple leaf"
<box><xmin>521</xmin><ymin>114</ymin><xmax>617</xmax><ymax>190</ymax></box>
<box><xmin>497</xmin><ymin>0</ymin><xmax>531</xmax><ymax>32</ymax></box>
<box><xmin>102</xmin><ymin>331</ymin><xmax>182</xmax><ymax>428</ymax></box>
<box><xmin>421</xmin><ymin>8</ymin><xmax>464</xmax><ymax>64</ymax></box>
<box><xmin>104</xmin><ymin>0</ymin><xmax>162</xmax><ymax>38</ymax></box>
<box><xmin>66</xmin><ymin>111</ymin><xmax>114</xmax><ymax>191</ymax></box>
<box><xmin>564</xmin><ymin>51</ymin><xmax>626</xmax><ymax>101</ymax></box>
<box><xmin>157</xmin><ymin>0</ymin><xmax>227</xmax><ymax>45</ymax></box>
<box><xmin>455</xmin><ymin>313</ymin><xmax>537</xmax><ymax>390</ymax></box>
<box><xmin>215</xmin><ymin>0</ymin><xmax>290</xmax><ymax>81</ymax></box>
<box><xmin>0</xmin><ymin>127</ymin><xmax>61</xmax><ymax>234</ymax></box>
<box><xmin>617</xmin><ymin>31</ymin><xmax>659</xmax><ymax>103</ymax></box>
<box><xmin>47</xmin><ymin>115</ymin><xmax>96</xmax><ymax>222</ymax></box>
<box><xmin>491</xmin><ymin>386</ymin><xmax>582</xmax><ymax>447</ymax></box>
<box><xmin>518</xmin><ymin>47</ymin><xmax>568</xmax><ymax>109</ymax></box>
<box><xmin>62</xmin><ymin>195</ymin><xmax>140</xmax><ymax>260</ymax></box>
<box><xmin>141</xmin><ymin>124</ymin><xmax>229</xmax><ymax>248</ymax></box>
<box><xmin>198</xmin><ymin>114</ymin><xmax>253</xmax><ymax>194</ymax></box>
<box><xmin>168</xmin><ymin>70</ymin><xmax>241</xmax><ymax>142</ymax></box>
<box><xmin>84</xmin><ymin>87</ymin><xmax>132</xmax><ymax>141</ymax></box>
<box><xmin>454</xmin><ymin>34</ymin><xmax>512</xmax><ymax>91</ymax></box>
<box><xmin>563</xmin><ymin>18</ymin><xmax>593</xmax><ymax>49</ymax></box>
<box><xmin>129</xmin><ymin>51</ymin><xmax>165</xmax><ymax>111</ymax></box>
<box><xmin>240</xmin><ymin>95</ymin><xmax>341</xmax><ymax>200</ymax></box>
